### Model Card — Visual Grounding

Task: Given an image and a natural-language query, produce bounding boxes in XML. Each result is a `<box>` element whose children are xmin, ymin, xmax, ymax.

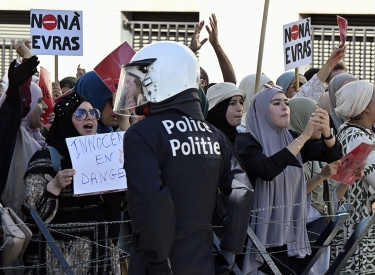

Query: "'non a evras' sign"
<box><xmin>283</xmin><ymin>18</ymin><xmax>312</xmax><ymax>71</ymax></box>
<box><xmin>30</xmin><ymin>9</ymin><xmax>83</xmax><ymax>56</ymax></box>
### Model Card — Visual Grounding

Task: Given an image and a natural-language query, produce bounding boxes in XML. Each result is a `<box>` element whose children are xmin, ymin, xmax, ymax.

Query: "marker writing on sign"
<box><xmin>81</xmin><ymin>168</ymin><xmax>125</xmax><ymax>185</ymax></box>
<box><xmin>69</xmin><ymin>132</ymin><xmax>124</xmax><ymax>159</ymax></box>
<box><xmin>284</xmin><ymin>20</ymin><xmax>312</xmax><ymax>64</ymax></box>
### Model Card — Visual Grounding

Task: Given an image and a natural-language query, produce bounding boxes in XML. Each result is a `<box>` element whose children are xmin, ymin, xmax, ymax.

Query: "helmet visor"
<box><xmin>113</xmin><ymin>67</ymin><xmax>149</xmax><ymax>117</ymax></box>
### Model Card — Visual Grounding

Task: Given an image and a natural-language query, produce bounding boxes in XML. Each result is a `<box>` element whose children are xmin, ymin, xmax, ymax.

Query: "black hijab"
<box><xmin>46</xmin><ymin>92</ymin><xmax>89</xmax><ymax>160</ymax></box>
<box><xmin>206</xmin><ymin>97</ymin><xmax>238</xmax><ymax>145</ymax></box>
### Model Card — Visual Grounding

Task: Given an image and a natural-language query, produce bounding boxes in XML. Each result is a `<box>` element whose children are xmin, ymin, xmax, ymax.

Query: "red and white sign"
<box><xmin>30</xmin><ymin>9</ymin><xmax>83</xmax><ymax>56</ymax></box>
<box><xmin>283</xmin><ymin>18</ymin><xmax>312</xmax><ymax>71</ymax></box>
<box><xmin>331</xmin><ymin>142</ymin><xmax>375</xmax><ymax>185</ymax></box>
<box><xmin>94</xmin><ymin>41</ymin><xmax>136</xmax><ymax>93</ymax></box>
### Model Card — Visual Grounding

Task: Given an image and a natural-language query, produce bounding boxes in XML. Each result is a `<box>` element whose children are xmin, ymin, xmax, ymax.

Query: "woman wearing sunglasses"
<box><xmin>235</xmin><ymin>86</ymin><xmax>342</xmax><ymax>274</ymax></box>
<box><xmin>21</xmin><ymin>93</ymin><xmax>121</xmax><ymax>274</ymax></box>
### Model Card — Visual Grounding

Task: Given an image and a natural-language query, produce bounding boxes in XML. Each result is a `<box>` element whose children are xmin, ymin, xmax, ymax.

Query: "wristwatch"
<box><xmin>323</xmin><ymin>128</ymin><xmax>334</xmax><ymax>140</ymax></box>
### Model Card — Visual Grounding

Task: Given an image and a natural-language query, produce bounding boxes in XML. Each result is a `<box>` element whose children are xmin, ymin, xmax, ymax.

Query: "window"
<box><xmin>122</xmin><ymin>12</ymin><xmax>199</xmax><ymax>51</ymax></box>
<box><xmin>305</xmin><ymin>14</ymin><xmax>375</xmax><ymax>82</ymax></box>
<box><xmin>0</xmin><ymin>11</ymin><xmax>30</xmax><ymax>78</ymax></box>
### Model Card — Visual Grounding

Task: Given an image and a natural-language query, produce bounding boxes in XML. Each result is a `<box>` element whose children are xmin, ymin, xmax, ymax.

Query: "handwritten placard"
<box><xmin>66</xmin><ymin>131</ymin><xmax>126</xmax><ymax>196</ymax></box>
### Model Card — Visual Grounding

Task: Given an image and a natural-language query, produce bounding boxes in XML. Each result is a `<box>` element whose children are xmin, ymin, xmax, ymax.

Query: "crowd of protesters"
<box><xmin>0</xmin><ymin>12</ymin><xmax>374</xmax><ymax>275</ymax></box>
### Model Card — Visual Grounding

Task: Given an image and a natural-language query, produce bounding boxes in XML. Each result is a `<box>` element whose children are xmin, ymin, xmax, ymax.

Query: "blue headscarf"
<box><xmin>276</xmin><ymin>71</ymin><xmax>296</xmax><ymax>94</ymax></box>
<box><xmin>73</xmin><ymin>71</ymin><xmax>113</xmax><ymax>133</ymax></box>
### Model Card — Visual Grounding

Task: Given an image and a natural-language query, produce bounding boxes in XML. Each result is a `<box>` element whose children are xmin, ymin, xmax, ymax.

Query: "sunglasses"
<box><xmin>73</xmin><ymin>108</ymin><xmax>101</xmax><ymax>121</ymax></box>
<box><xmin>262</xmin><ymin>83</ymin><xmax>284</xmax><ymax>90</ymax></box>
<box><xmin>288</xmin><ymin>82</ymin><xmax>306</xmax><ymax>89</ymax></box>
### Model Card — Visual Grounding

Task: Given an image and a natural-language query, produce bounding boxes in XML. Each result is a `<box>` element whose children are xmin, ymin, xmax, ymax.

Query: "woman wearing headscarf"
<box><xmin>288</xmin><ymin>97</ymin><xmax>364</xmax><ymax>275</ymax></box>
<box><xmin>206</xmin><ymin>82</ymin><xmax>246</xmax><ymax>145</ymax></box>
<box><xmin>328</xmin><ymin>73</ymin><xmax>356</xmax><ymax>132</ymax></box>
<box><xmin>22</xmin><ymin>93</ymin><xmax>121</xmax><ymax>275</ymax></box>
<box><xmin>332</xmin><ymin>80</ymin><xmax>375</xmax><ymax>274</ymax></box>
<box><xmin>317</xmin><ymin>92</ymin><xmax>330</xmax><ymax>113</ymax></box>
<box><xmin>235</xmin><ymin>86</ymin><xmax>342</xmax><ymax>274</ymax></box>
<box><xmin>59</xmin><ymin>76</ymin><xmax>78</xmax><ymax>94</ymax></box>
<box><xmin>0</xmin><ymin>50</ymin><xmax>44</xmax><ymax>219</ymax></box>
<box><xmin>276</xmin><ymin>46</ymin><xmax>347</xmax><ymax>102</ymax></box>
<box><xmin>74</xmin><ymin>71</ymin><xmax>118</xmax><ymax>133</ymax></box>
<box><xmin>238</xmin><ymin>74</ymin><xmax>273</xmax><ymax>129</ymax></box>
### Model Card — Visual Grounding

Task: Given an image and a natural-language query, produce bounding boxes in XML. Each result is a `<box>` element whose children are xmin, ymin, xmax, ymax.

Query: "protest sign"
<box><xmin>331</xmin><ymin>142</ymin><xmax>375</xmax><ymax>185</ymax></box>
<box><xmin>38</xmin><ymin>67</ymin><xmax>54</xmax><ymax>128</ymax></box>
<box><xmin>330</xmin><ymin>16</ymin><xmax>348</xmax><ymax>70</ymax></box>
<box><xmin>283</xmin><ymin>18</ymin><xmax>312</xmax><ymax>71</ymax></box>
<box><xmin>337</xmin><ymin>16</ymin><xmax>348</xmax><ymax>46</ymax></box>
<box><xmin>30</xmin><ymin>9</ymin><xmax>83</xmax><ymax>56</ymax></box>
<box><xmin>94</xmin><ymin>41</ymin><xmax>136</xmax><ymax>93</ymax></box>
<box><xmin>66</xmin><ymin>132</ymin><xmax>127</xmax><ymax>196</ymax></box>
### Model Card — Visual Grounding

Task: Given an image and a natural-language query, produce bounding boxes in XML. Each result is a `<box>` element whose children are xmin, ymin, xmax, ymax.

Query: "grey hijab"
<box><xmin>243</xmin><ymin>88</ymin><xmax>310</xmax><ymax>273</ymax></box>
<box><xmin>328</xmin><ymin>73</ymin><xmax>356</xmax><ymax>131</ymax></box>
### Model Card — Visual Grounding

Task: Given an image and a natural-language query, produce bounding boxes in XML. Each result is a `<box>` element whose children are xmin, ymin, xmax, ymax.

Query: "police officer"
<box><xmin>116</xmin><ymin>41</ymin><xmax>253</xmax><ymax>275</ymax></box>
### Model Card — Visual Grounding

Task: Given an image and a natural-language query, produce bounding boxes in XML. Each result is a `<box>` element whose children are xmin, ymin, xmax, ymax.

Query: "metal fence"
<box><xmin>311</xmin><ymin>25</ymin><xmax>375</xmax><ymax>83</ymax></box>
<box><xmin>123</xmin><ymin>20</ymin><xmax>198</xmax><ymax>51</ymax></box>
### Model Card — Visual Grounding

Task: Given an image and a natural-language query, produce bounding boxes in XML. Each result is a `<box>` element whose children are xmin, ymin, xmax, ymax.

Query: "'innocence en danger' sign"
<box><xmin>283</xmin><ymin>18</ymin><xmax>312</xmax><ymax>71</ymax></box>
<box><xmin>66</xmin><ymin>131</ymin><xmax>127</xmax><ymax>196</ymax></box>
<box><xmin>30</xmin><ymin>9</ymin><xmax>83</xmax><ymax>56</ymax></box>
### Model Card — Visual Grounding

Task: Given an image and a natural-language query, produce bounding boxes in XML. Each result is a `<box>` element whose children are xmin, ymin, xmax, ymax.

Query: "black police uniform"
<box><xmin>123</xmin><ymin>91</ymin><xmax>253</xmax><ymax>275</ymax></box>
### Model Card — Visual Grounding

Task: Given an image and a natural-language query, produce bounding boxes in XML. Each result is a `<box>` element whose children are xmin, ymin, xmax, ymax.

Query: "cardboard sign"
<box><xmin>38</xmin><ymin>67</ymin><xmax>54</xmax><ymax>127</ymax></box>
<box><xmin>283</xmin><ymin>18</ymin><xmax>312</xmax><ymax>71</ymax></box>
<box><xmin>94</xmin><ymin>41</ymin><xmax>136</xmax><ymax>93</ymax></box>
<box><xmin>331</xmin><ymin>142</ymin><xmax>375</xmax><ymax>185</ymax></box>
<box><xmin>30</xmin><ymin>9</ymin><xmax>83</xmax><ymax>56</ymax></box>
<box><xmin>66</xmin><ymin>132</ymin><xmax>127</xmax><ymax>196</ymax></box>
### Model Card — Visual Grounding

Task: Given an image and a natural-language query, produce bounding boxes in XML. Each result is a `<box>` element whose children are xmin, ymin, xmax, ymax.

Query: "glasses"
<box><xmin>262</xmin><ymin>83</ymin><xmax>283</xmax><ymax>90</ymax></box>
<box><xmin>73</xmin><ymin>108</ymin><xmax>101</xmax><ymax>121</ymax></box>
<box><xmin>288</xmin><ymin>82</ymin><xmax>306</xmax><ymax>89</ymax></box>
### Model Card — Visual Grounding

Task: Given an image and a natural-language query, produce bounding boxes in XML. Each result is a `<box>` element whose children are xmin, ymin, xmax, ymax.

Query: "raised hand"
<box><xmin>11</xmin><ymin>39</ymin><xmax>34</xmax><ymax>59</ymax></box>
<box><xmin>52</xmin><ymin>82</ymin><xmax>62</xmax><ymax>99</ymax></box>
<box><xmin>8</xmin><ymin>55</ymin><xmax>39</xmax><ymax>91</ymax></box>
<box><xmin>76</xmin><ymin>64</ymin><xmax>86</xmax><ymax>78</ymax></box>
<box><xmin>206</xmin><ymin>13</ymin><xmax>219</xmax><ymax>47</ymax></box>
<box><xmin>189</xmin><ymin>20</ymin><xmax>208</xmax><ymax>53</ymax></box>
<box><xmin>310</xmin><ymin>108</ymin><xmax>331</xmax><ymax>138</ymax></box>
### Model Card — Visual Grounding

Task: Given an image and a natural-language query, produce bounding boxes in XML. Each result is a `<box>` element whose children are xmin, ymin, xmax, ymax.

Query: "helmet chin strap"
<box><xmin>135</xmin><ymin>104</ymin><xmax>150</xmax><ymax>117</ymax></box>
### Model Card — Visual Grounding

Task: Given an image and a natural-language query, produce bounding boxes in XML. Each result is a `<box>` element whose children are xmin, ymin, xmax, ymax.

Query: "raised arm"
<box><xmin>0</xmin><ymin>54</ymin><xmax>39</xmax><ymax>196</ymax></box>
<box><xmin>294</xmin><ymin>46</ymin><xmax>347</xmax><ymax>101</ymax></box>
<box><xmin>206</xmin><ymin>13</ymin><xmax>236</xmax><ymax>84</ymax></box>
